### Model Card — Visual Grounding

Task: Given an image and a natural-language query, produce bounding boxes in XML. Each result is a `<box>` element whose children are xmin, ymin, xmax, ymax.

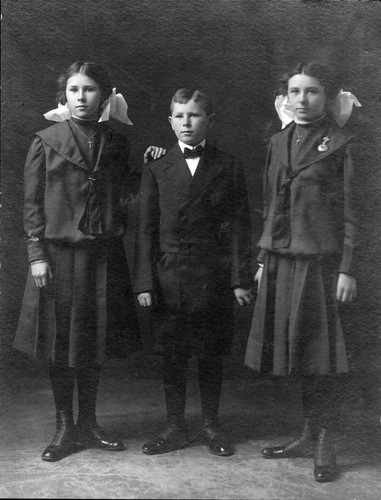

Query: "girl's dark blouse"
<box><xmin>23</xmin><ymin>120</ymin><xmax>130</xmax><ymax>263</ymax></box>
<box><xmin>257</xmin><ymin>118</ymin><xmax>358</xmax><ymax>276</ymax></box>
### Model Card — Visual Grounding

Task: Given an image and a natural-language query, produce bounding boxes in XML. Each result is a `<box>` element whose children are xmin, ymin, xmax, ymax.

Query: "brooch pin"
<box><xmin>318</xmin><ymin>136</ymin><xmax>330</xmax><ymax>152</ymax></box>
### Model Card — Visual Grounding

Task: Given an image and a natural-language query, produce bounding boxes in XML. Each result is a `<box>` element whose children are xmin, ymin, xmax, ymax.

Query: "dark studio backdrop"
<box><xmin>1</xmin><ymin>0</ymin><xmax>381</xmax><ymax>413</ymax></box>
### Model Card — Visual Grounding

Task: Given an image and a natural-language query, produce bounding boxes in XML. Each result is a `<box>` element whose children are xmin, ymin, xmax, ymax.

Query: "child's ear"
<box><xmin>207</xmin><ymin>113</ymin><xmax>216</xmax><ymax>129</ymax></box>
<box><xmin>168</xmin><ymin>116</ymin><xmax>174</xmax><ymax>130</ymax></box>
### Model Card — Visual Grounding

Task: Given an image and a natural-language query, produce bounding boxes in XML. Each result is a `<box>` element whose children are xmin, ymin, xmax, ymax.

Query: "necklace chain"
<box><xmin>295</xmin><ymin>125</ymin><xmax>307</xmax><ymax>146</ymax></box>
<box><xmin>71</xmin><ymin>120</ymin><xmax>98</xmax><ymax>149</ymax></box>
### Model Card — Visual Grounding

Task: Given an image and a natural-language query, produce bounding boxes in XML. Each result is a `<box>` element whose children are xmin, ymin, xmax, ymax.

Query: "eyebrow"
<box><xmin>289</xmin><ymin>86</ymin><xmax>319</xmax><ymax>90</ymax></box>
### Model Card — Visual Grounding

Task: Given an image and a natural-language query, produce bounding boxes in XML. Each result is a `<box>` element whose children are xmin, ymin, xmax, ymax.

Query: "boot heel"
<box><xmin>313</xmin><ymin>429</ymin><xmax>337</xmax><ymax>482</ymax></box>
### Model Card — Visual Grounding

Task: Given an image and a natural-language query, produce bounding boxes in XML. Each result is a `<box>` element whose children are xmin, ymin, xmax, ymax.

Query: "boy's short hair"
<box><xmin>170</xmin><ymin>88</ymin><xmax>213</xmax><ymax>116</ymax></box>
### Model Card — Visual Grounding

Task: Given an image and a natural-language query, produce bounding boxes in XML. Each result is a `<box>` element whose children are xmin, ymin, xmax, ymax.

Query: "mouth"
<box><xmin>76</xmin><ymin>105</ymin><xmax>87</xmax><ymax>109</ymax></box>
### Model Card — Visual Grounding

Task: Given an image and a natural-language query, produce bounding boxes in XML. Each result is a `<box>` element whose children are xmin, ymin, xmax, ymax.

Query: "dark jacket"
<box><xmin>23</xmin><ymin>120</ymin><xmax>130</xmax><ymax>262</ymax></box>
<box><xmin>133</xmin><ymin>142</ymin><xmax>252</xmax><ymax>355</ymax></box>
<box><xmin>258</xmin><ymin>120</ymin><xmax>358</xmax><ymax>276</ymax></box>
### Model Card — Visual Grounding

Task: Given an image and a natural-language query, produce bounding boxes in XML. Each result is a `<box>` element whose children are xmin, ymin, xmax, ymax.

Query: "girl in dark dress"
<box><xmin>14</xmin><ymin>61</ymin><xmax>162</xmax><ymax>462</ymax></box>
<box><xmin>244</xmin><ymin>61</ymin><xmax>361</xmax><ymax>482</ymax></box>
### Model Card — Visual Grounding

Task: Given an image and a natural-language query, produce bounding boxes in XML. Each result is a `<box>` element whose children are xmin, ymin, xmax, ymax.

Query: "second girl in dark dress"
<box><xmin>245</xmin><ymin>61</ymin><xmax>361</xmax><ymax>482</ymax></box>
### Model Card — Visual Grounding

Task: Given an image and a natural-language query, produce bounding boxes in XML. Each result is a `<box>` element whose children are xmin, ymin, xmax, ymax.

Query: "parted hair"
<box><xmin>278</xmin><ymin>61</ymin><xmax>342</xmax><ymax>101</ymax></box>
<box><xmin>170</xmin><ymin>88</ymin><xmax>214</xmax><ymax>116</ymax></box>
<box><xmin>56</xmin><ymin>61</ymin><xmax>113</xmax><ymax>105</ymax></box>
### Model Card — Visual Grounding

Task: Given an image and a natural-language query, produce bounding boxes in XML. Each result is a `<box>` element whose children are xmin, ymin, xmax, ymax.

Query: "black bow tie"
<box><xmin>183</xmin><ymin>145</ymin><xmax>204</xmax><ymax>158</ymax></box>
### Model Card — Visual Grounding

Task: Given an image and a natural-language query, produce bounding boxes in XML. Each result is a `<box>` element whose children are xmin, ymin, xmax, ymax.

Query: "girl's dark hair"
<box><xmin>278</xmin><ymin>61</ymin><xmax>342</xmax><ymax>101</ymax></box>
<box><xmin>56</xmin><ymin>61</ymin><xmax>112</xmax><ymax>105</ymax></box>
<box><xmin>170</xmin><ymin>88</ymin><xmax>213</xmax><ymax>116</ymax></box>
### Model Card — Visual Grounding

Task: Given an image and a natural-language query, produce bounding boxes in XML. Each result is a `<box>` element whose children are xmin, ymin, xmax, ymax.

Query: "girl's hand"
<box><xmin>30</xmin><ymin>261</ymin><xmax>53</xmax><ymax>288</ymax></box>
<box><xmin>143</xmin><ymin>146</ymin><xmax>167</xmax><ymax>164</ymax></box>
<box><xmin>254</xmin><ymin>266</ymin><xmax>263</xmax><ymax>291</ymax></box>
<box><xmin>137</xmin><ymin>292</ymin><xmax>153</xmax><ymax>307</ymax></box>
<box><xmin>234</xmin><ymin>287</ymin><xmax>253</xmax><ymax>306</ymax></box>
<box><xmin>336</xmin><ymin>273</ymin><xmax>357</xmax><ymax>303</ymax></box>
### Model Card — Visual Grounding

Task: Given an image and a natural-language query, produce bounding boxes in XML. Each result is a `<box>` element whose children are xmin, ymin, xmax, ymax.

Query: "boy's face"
<box><xmin>168</xmin><ymin>99</ymin><xmax>214</xmax><ymax>146</ymax></box>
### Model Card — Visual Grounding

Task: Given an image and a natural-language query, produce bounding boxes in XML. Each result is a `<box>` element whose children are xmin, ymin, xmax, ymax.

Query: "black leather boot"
<box><xmin>313</xmin><ymin>428</ymin><xmax>337</xmax><ymax>482</ymax></box>
<box><xmin>76</xmin><ymin>365</ymin><xmax>125</xmax><ymax>451</ymax></box>
<box><xmin>142</xmin><ymin>417</ymin><xmax>188</xmax><ymax>455</ymax></box>
<box><xmin>142</xmin><ymin>353</ymin><xmax>189</xmax><ymax>455</ymax></box>
<box><xmin>42</xmin><ymin>410</ymin><xmax>79</xmax><ymax>462</ymax></box>
<box><xmin>199</xmin><ymin>356</ymin><xmax>234</xmax><ymax>457</ymax></box>
<box><xmin>42</xmin><ymin>364</ymin><xmax>78</xmax><ymax>462</ymax></box>
<box><xmin>76</xmin><ymin>421</ymin><xmax>126</xmax><ymax>451</ymax></box>
<box><xmin>203</xmin><ymin>416</ymin><xmax>234</xmax><ymax>457</ymax></box>
<box><xmin>262</xmin><ymin>418</ymin><xmax>316</xmax><ymax>459</ymax></box>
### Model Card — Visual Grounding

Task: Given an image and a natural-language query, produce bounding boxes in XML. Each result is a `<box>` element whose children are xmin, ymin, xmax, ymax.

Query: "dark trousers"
<box><xmin>162</xmin><ymin>351</ymin><xmax>223</xmax><ymax>424</ymax></box>
<box><xmin>301</xmin><ymin>375</ymin><xmax>345</xmax><ymax>430</ymax></box>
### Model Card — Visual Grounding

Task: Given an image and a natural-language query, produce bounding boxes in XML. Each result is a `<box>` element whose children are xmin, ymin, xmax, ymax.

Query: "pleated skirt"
<box><xmin>244</xmin><ymin>252</ymin><xmax>348</xmax><ymax>377</ymax></box>
<box><xmin>14</xmin><ymin>238</ymin><xmax>141</xmax><ymax>368</ymax></box>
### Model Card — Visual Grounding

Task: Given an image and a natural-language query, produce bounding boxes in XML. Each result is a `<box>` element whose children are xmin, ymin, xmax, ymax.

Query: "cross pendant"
<box><xmin>87</xmin><ymin>139</ymin><xmax>94</xmax><ymax>149</ymax></box>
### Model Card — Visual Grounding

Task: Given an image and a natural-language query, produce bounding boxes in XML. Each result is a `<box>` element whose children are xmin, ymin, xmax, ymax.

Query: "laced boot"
<box><xmin>198</xmin><ymin>356</ymin><xmax>233</xmax><ymax>456</ymax></box>
<box><xmin>76</xmin><ymin>418</ymin><xmax>126</xmax><ymax>451</ymax></box>
<box><xmin>142</xmin><ymin>416</ymin><xmax>188</xmax><ymax>455</ymax></box>
<box><xmin>42</xmin><ymin>409</ymin><xmax>79</xmax><ymax>462</ymax></box>
<box><xmin>203</xmin><ymin>415</ymin><xmax>234</xmax><ymax>457</ymax></box>
<box><xmin>313</xmin><ymin>428</ymin><xmax>337</xmax><ymax>482</ymax></box>
<box><xmin>143</xmin><ymin>354</ymin><xmax>189</xmax><ymax>455</ymax></box>
<box><xmin>262</xmin><ymin>418</ymin><xmax>316</xmax><ymax>459</ymax></box>
<box><xmin>76</xmin><ymin>366</ymin><xmax>125</xmax><ymax>451</ymax></box>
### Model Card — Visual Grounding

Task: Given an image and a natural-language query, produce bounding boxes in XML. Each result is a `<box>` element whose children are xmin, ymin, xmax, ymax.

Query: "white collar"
<box><xmin>178</xmin><ymin>139</ymin><xmax>206</xmax><ymax>153</ymax></box>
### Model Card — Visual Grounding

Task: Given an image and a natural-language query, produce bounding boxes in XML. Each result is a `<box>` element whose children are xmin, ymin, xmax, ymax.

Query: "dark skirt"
<box><xmin>244</xmin><ymin>252</ymin><xmax>348</xmax><ymax>377</ymax></box>
<box><xmin>14</xmin><ymin>238</ymin><xmax>141</xmax><ymax>368</ymax></box>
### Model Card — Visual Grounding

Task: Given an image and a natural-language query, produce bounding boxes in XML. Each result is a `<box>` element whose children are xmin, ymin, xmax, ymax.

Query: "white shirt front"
<box><xmin>178</xmin><ymin>139</ymin><xmax>206</xmax><ymax>176</ymax></box>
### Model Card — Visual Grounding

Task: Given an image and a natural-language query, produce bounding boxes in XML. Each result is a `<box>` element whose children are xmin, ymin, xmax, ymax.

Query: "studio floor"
<box><xmin>1</xmin><ymin>351</ymin><xmax>380</xmax><ymax>500</ymax></box>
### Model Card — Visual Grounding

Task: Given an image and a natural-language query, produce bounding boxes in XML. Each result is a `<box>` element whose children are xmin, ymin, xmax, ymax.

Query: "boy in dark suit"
<box><xmin>134</xmin><ymin>88</ymin><xmax>252</xmax><ymax>456</ymax></box>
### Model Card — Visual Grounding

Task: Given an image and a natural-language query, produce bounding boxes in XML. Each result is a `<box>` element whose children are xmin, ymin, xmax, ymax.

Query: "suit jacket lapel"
<box><xmin>162</xmin><ymin>145</ymin><xmax>193</xmax><ymax>194</ymax></box>
<box><xmin>182</xmin><ymin>143</ymin><xmax>223</xmax><ymax>206</ymax></box>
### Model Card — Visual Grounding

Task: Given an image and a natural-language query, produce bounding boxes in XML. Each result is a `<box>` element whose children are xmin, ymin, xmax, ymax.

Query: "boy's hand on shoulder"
<box><xmin>143</xmin><ymin>146</ymin><xmax>167</xmax><ymax>165</ymax></box>
<box><xmin>234</xmin><ymin>287</ymin><xmax>253</xmax><ymax>306</ymax></box>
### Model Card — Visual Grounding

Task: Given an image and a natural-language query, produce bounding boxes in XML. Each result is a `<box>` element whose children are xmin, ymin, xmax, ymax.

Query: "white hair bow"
<box><xmin>99</xmin><ymin>88</ymin><xmax>133</xmax><ymax>125</ymax></box>
<box><xmin>274</xmin><ymin>90</ymin><xmax>361</xmax><ymax>129</ymax></box>
<box><xmin>43</xmin><ymin>88</ymin><xmax>133</xmax><ymax>125</ymax></box>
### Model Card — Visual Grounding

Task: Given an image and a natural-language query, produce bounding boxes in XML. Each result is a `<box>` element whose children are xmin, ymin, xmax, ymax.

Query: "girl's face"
<box><xmin>66</xmin><ymin>73</ymin><xmax>102</xmax><ymax>120</ymax></box>
<box><xmin>287</xmin><ymin>73</ymin><xmax>327</xmax><ymax>123</ymax></box>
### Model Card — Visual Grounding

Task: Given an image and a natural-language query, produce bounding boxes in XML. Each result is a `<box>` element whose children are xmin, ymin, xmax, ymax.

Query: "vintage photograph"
<box><xmin>1</xmin><ymin>0</ymin><xmax>381</xmax><ymax>498</ymax></box>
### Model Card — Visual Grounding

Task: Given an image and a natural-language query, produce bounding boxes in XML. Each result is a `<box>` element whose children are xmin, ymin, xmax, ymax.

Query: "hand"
<box><xmin>137</xmin><ymin>292</ymin><xmax>153</xmax><ymax>307</ymax></box>
<box><xmin>144</xmin><ymin>146</ymin><xmax>167</xmax><ymax>164</ymax></box>
<box><xmin>254</xmin><ymin>267</ymin><xmax>263</xmax><ymax>290</ymax></box>
<box><xmin>336</xmin><ymin>273</ymin><xmax>357</xmax><ymax>302</ymax></box>
<box><xmin>234</xmin><ymin>287</ymin><xmax>253</xmax><ymax>306</ymax></box>
<box><xmin>30</xmin><ymin>261</ymin><xmax>53</xmax><ymax>288</ymax></box>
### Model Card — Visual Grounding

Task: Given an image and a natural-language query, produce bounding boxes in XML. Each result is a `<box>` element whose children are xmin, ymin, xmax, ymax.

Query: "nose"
<box><xmin>299</xmin><ymin>91</ymin><xmax>307</xmax><ymax>103</ymax></box>
<box><xmin>77</xmin><ymin>90</ymin><xmax>85</xmax><ymax>101</ymax></box>
<box><xmin>182</xmin><ymin>115</ymin><xmax>191</xmax><ymax>127</ymax></box>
